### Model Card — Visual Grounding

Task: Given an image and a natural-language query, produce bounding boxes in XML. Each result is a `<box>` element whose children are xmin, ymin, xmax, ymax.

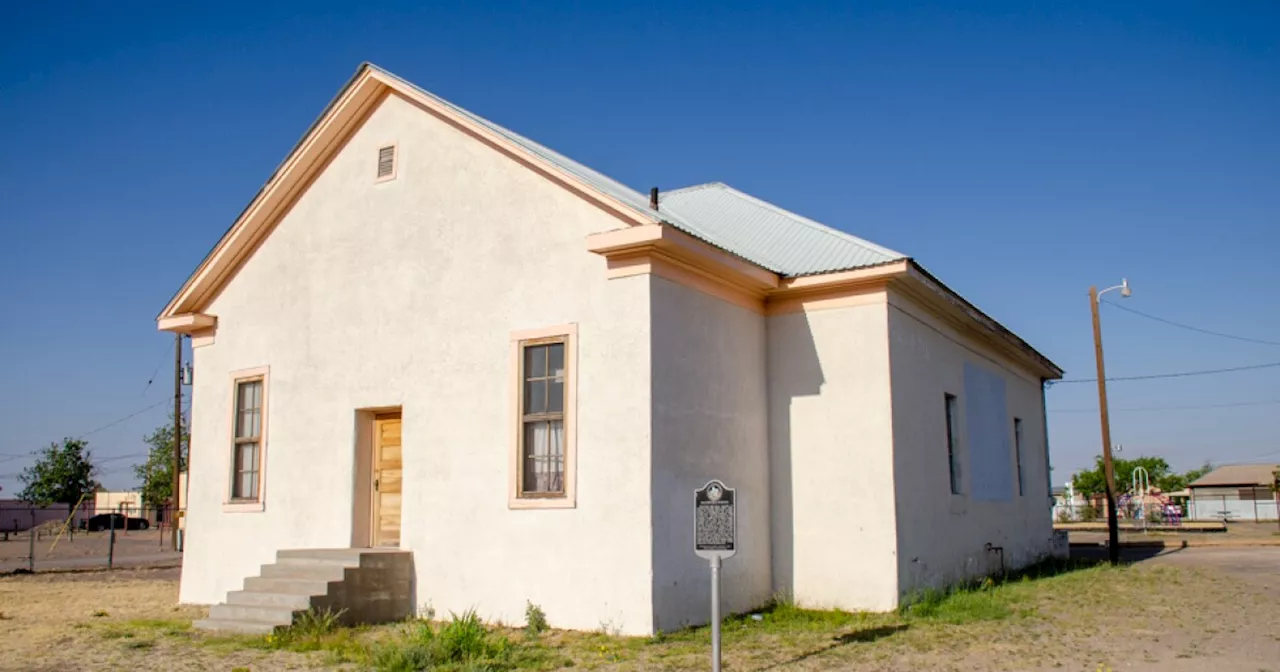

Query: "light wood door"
<box><xmin>372</xmin><ymin>415</ymin><xmax>402</xmax><ymax>547</ymax></box>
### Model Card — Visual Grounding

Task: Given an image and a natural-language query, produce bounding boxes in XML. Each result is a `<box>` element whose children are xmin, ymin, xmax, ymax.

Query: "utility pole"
<box><xmin>1089</xmin><ymin>286</ymin><xmax>1120</xmax><ymax>564</ymax></box>
<box><xmin>172</xmin><ymin>333</ymin><xmax>183</xmax><ymax>552</ymax></box>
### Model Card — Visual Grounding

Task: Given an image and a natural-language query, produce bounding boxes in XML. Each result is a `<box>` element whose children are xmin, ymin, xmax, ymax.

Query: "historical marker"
<box><xmin>695</xmin><ymin>480</ymin><xmax>737</xmax><ymax>558</ymax></box>
<box><xmin>694</xmin><ymin>479</ymin><xmax>736</xmax><ymax>672</ymax></box>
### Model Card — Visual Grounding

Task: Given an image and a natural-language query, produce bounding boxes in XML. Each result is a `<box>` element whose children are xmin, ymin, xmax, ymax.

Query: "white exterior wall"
<box><xmin>887</xmin><ymin>289</ymin><xmax>1054</xmax><ymax>595</ymax></box>
<box><xmin>183</xmin><ymin>92</ymin><xmax>655</xmax><ymax>634</ymax></box>
<box><xmin>767</xmin><ymin>293</ymin><xmax>900</xmax><ymax>611</ymax></box>
<box><xmin>649</xmin><ymin>277</ymin><xmax>771</xmax><ymax>631</ymax></box>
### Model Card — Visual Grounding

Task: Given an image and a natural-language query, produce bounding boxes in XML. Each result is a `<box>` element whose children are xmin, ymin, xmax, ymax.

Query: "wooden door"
<box><xmin>372</xmin><ymin>415</ymin><xmax>403</xmax><ymax>547</ymax></box>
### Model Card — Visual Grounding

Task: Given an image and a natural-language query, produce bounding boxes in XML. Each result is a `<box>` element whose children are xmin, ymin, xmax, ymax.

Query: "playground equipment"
<box><xmin>1114</xmin><ymin>466</ymin><xmax>1181</xmax><ymax>528</ymax></box>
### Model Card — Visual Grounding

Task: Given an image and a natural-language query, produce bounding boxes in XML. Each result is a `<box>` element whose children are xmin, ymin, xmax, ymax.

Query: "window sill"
<box><xmin>508</xmin><ymin>495</ymin><xmax>575</xmax><ymax>510</ymax></box>
<box><xmin>222</xmin><ymin>501</ymin><xmax>265</xmax><ymax>513</ymax></box>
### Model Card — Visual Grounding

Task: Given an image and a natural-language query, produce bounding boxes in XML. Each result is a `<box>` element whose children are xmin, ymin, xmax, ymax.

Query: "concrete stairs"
<box><xmin>194</xmin><ymin>548</ymin><xmax>412</xmax><ymax>634</ymax></box>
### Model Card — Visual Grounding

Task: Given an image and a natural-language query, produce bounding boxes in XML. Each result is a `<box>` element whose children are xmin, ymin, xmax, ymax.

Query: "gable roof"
<box><xmin>660</xmin><ymin>183</ymin><xmax>905</xmax><ymax>277</ymax></box>
<box><xmin>378</xmin><ymin>70</ymin><xmax>904</xmax><ymax>278</ymax></box>
<box><xmin>157</xmin><ymin>62</ymin><xmax>1061</xmax><ymax>378</ymax></box>
<box><xmin>1189</xmin><ymin>464</ymin><xmax>1279</xmax><ymax>488</ymax></box>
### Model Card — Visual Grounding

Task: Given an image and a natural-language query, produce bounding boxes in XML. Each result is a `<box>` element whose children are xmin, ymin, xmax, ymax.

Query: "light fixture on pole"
<box><xmin>1089</xmin><ymin>278</ymin><xmax>1131</xmax><ymax>564</ymax></box>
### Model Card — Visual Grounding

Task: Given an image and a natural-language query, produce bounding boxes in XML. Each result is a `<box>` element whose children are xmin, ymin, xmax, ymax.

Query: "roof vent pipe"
<box><xmin>649</xmin><ymin>187</ymin><xmax>659</xmax><ymax>211</ymax></box>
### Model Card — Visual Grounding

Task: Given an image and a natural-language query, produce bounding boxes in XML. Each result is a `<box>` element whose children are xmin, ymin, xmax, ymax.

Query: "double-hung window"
<box><xmin>510</xmin><ymin>325</ymin><xmax>577</xmax><ymax>508</ymax></box>
<box><xmin>229</xmin><ymin>368</ymin><xmax>268</xmax><ymax>504</ymax></box>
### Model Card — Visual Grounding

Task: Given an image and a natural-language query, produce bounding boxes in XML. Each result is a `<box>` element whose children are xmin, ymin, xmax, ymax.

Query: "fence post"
<box><xmin>28</xmin><ymin>509</ymin><xmax>36</xmax><ymax>573</ymax></box>
<box><xmin>107</xmin><ymin>513</ymin><xmax>116</xmax><ymax>570</ymax></box>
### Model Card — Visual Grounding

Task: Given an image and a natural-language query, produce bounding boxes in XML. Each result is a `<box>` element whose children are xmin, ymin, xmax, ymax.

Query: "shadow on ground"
<box><xmin>759</xmin><ymin>624</ymin><xmax>910</xmax><ymax>670</ymax></box>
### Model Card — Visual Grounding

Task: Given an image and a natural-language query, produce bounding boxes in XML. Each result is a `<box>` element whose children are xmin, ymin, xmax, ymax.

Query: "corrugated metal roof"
<box><xmin>659</xmin><ymin>183</ymin><xmax>905</xmax><ymax>277</ymax></box>
<box><xmin>1189</xmin><ymin>464</ymin><xmax>1279</xmax><ymax>488</ymax></box>
<box><xmin>373</xmin><ymin>65</ymin><xmax>904</xmax><ymax>277</ymax></box>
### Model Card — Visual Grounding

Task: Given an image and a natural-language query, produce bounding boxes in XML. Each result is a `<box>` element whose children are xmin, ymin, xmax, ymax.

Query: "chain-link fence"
<box><xmin>1055</xmin><ymin>496</ymin><xmax>1279</xmax><ymax>524</ymax></box>
<box><xmin>0</xmin><ymin>503</ymin><xmax>184</xmax><ymax>573</ymax></box>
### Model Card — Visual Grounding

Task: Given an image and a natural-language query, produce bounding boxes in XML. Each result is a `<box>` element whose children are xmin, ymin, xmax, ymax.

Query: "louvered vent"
<box><xmin>377</xmin><ymin>145</ymin><xmax>396</xmax><ymax>179</ymax></box>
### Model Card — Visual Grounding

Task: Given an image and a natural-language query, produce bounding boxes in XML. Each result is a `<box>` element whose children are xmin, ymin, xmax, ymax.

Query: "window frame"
<box><xmin>1013</xmin><ymin>417</ymin><xmax>1025</xmax><ymax>497</ymax></box>
<box><xmin>224</xmin><ymin>366</ymin><xmax>269</xmax><ymax>512</ymax></box>
<box><xmin>375</xmin><ymin>143</ymin><xmax>398</xmax><ymax>183</ymax></box>
<box><xmin>509</xmin><ymin>324</ymin><xmax>577</xmax><ymax>509</ymax></box>
<box><xmin>945</xmin><ymin>393</ymin><xmax>962</xmax><ymax>495</ymax></box>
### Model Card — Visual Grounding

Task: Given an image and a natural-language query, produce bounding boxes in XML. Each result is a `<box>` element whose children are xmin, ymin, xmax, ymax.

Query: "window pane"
<box><xmin>524</xmin><ymin>379</ymin><xmax>546</xmax><ymax>414</ymax></box>
<box><xmin>522</xmin><ymin>420</ymin><xmax>564</xmax><ymax>494</ymax></box>
<box><xmin>525</xmin><ymin>345</ymin><xmax>546</xmax><ymax>379</ymax></box>
<box><xmin>548</xmin><ymin>343</ymin><xmax>565</xmax><ymax>378</ymax></box>
<box><xmin>547</xmin><ymin>379</ymin><xmax>564</xmax><ymax>413</ymax></box>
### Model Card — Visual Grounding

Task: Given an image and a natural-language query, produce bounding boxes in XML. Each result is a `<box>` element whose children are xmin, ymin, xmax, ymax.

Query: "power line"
<box><xmin>76</xmin><ymin>398</ymin><xmax>171</xmax><ymax>440</ymax></box>
<box><xmin>1102</xmin><ymin>299</ymin><xmax>1280</xmax><ymax>347</ymax></box>
<box><xmin>1052</xmin><ymin>360</ymin><xmax>1280</xmax><ymax>384</ymax></box>
<box><xmin>140</xmin><ymin>339</ymin><xmax>176</xmax><ymax>396</ymax></box>
<box><xmin>1050</xmin><ymin>398</ymin><xmax>1280</xmax><ymax>413</ymax></box>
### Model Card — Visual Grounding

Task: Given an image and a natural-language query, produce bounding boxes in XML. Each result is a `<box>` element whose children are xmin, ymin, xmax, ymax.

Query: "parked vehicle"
<box><xmin>81</xmin><ymin>513</ymin><xmax>149</xmax><ymax>531</ymax></box>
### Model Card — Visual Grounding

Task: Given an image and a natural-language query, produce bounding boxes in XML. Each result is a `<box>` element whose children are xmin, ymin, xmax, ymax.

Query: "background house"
<box><xmin>1188</xmin><ymin>464</ymin><xmax>1279</xmax><ymax>522</ymax></box>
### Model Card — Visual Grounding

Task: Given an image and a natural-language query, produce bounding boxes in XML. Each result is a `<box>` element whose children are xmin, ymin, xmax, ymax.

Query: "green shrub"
<box><xmin>267</xmin><ymin>607</ymin><xmax>346</xmax><ymax>651</ymax></box>
<box><xmin>372</xmin><ymin>609</ymin><xmax>548</xmax><ymax>671</ymax></box>
<box><xmin>524</xmin><ymin>601</ymin><xmax>548</xmax><ymax>637</ymax></box>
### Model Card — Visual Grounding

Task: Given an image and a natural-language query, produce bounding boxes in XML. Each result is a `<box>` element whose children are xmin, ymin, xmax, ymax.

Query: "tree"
<box><xmin>1072</xmin><ymin>455</ymin><xmax>1211</xmax><ymax>496</ymax></box>
<box><xmin>18</xmin><ymin>438</ymin><xmax>100</xmax><ymax>505</ymax></box>
<box><xmin>134</xmin><ymin>413</ymin><xmax>189</xmax><ymax>508</ymax></box>
<box><xmin>1160</xmin><ymin>461</ymin><xmax>1214</xmax><ymax>493</ymax></box>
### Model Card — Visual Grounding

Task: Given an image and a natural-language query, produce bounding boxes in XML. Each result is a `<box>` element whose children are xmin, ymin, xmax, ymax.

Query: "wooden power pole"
<box><xmin>172</xmin><ymin>333</ymin><xmax>182</xmax><ymax>552</ymax></box>
<box><xmin>1089</xmin><ymin>286</ymin><xmax>1120</xmax><ymax>564</ymax></box>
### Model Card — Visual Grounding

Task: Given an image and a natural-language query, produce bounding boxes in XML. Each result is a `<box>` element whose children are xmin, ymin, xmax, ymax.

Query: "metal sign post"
<box><xmin>695</xmin><ymin>479</ymin><xmax>736</xmax><ymax>672</ymax></box>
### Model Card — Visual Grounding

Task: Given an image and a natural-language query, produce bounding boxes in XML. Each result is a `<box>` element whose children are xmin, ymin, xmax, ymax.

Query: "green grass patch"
<box><xmin>372</xmin><ymin>610</ymin><xmax>566</xmax><ymax>671</ymax></box>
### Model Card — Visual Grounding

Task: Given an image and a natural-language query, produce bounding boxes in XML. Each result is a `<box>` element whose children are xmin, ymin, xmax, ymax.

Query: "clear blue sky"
<box><xmin>2</xmin><ymin>1</ymin><xmax>1277</xmax><ymax>493</ymax></box>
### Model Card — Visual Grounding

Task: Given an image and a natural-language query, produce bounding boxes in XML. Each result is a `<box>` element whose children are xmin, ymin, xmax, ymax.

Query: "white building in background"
<box><xmin>1189</xmin><ymin>464</ymin><xmax>1279</xmax><ymax>522</ymax></box>
<box><xmin>157</xmin><ymin>63</ymin><xmax>1062</xmax><ymax>635</ymax></box>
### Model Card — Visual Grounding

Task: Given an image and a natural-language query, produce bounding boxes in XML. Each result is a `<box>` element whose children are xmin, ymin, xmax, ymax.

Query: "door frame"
<box><xmin>370</xmin><ymin>411</ymin><xmax>403</xmax><ymax>548</ymax></box>
<box><xmin>351</xmin><ymin>407</ymin><xmax>402</xmax><ymax>548</ymax></box>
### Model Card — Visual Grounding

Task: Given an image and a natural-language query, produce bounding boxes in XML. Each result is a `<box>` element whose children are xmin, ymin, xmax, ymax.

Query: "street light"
<box><xmin>1089</xmin><ymin>278</ymin><xmax>1131</xmax><ymax>564</ymax></box>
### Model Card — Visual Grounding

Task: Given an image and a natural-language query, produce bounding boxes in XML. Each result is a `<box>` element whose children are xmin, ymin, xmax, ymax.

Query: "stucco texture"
<box><xmin>649</xmin><ymin>276</ymin><xmax>771</xmax><ymax>631</ymax></box>
<box><xmin>767</xmin><ymin>292</ymin><xmax>900</xmax><ymax>612</ymax></box>
<box><xmin>887</xmin><ymin>289</ymin><xmax>1054</xmax><ymax>595</ymax></box>
<box><xmin>185</xmin><ymin>91</ymin><xmax>655</xmax><ymax>634</ymax></box>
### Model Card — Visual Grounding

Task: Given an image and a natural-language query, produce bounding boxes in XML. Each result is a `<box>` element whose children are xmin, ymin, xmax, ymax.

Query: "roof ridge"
<box><xmin>708</xmin><ymin>183</ymin><xmax>905</xmax><ymax>260</ymax></box>
<box><xmin>662</xmin><ymin>182</ymin><xmax>727</xmax><ymax>197</ymax></box>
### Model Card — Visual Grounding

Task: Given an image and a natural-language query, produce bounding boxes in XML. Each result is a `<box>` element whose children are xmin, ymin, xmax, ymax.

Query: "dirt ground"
<box><xmin>0</xmin><ymin>528</ymin><xmax>181</xmax><ymax>573</ymax></box>
<box><xmin>0</xmin><ymin>548</ymin><xmax>1277</xmax><ymax>671</ymax></box>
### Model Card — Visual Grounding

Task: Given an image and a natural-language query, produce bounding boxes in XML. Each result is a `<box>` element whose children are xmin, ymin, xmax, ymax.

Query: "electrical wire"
<box><xmin>1050</xmin><ymin>399</ymin><xmax>1280</xmax><ymax>413</ymax></box>
<box><xmin>140</xmin><ymin>339</ymin><xmax>176</xmax><ymax>396</ymax></box>
<box><xmin>1101</xmin><ymin>299</ymin><xmax>1280</xmax><ymax>347</ymax></box>
<box><xmin>1052</xmin><ymin>360</ymin><xmax>1280</xmax><ymax>384</ymax></box>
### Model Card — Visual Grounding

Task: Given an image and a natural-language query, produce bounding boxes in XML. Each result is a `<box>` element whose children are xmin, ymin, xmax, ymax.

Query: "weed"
<box><xmin>91</xmin><ymin>610</ymin><xmax>109</xmax><ymax>618</ymax></box>
<box><xmin>371</xmin><ymin>609</ymin><xmax>560</xmax><ymax>671</ymax></box>
<box><xmin>524</xmin><ymin>601</ymin><xmax>548</xmax><ymax>637</ymax></box>
<box><xmin>264</xmin><ymin>607</ymin><xmax>348</xmax><ymax>652</ymax></box>
<box><xmin>122</xmin><ymin>639</ymin><xmax>155</xmax><ymax>650</ymax></box>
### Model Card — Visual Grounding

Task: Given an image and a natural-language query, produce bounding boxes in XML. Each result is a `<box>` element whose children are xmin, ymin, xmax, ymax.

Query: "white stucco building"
<box><xmin>159</xmin><ymin>63</ymin><xmax>1063</xmax><ymax>635</ymax></box>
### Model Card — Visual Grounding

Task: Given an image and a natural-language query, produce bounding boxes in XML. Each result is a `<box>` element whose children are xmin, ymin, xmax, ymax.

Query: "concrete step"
<box><xmin>193</xmin><ymin>618</ymin><xmax>280</xmax><ymax>635</ymax></box>
<box><xmin>243</xmin><ymin>576</ymin><xmax>334</xmax><ymax>595</ymax></box>
<box><xmin>260</xmin><ymin>562</ymin><xmax>348</xmax><ymax>581</ymax></box>
<box><xmin>276</xmin><ymin>548</ymin><xmax>366</xmax><ymax>567</ymax></box>
<box><xmin>225</xmin><ymin>590</ymin><xmax>315</xmax><ymax>609</ymax></box>
<box><xmin>208</xmin><ymin>603</ymin><xmax>297</xmax><ymax>625</ymax></box>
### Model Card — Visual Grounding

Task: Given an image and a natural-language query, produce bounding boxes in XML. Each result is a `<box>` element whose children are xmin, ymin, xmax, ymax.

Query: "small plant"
<box><xmin>524</xmin><ymin>600</ymin><xmax>548</xmax><ymax>636</ymax></box>
<box><xmin>92</xmin><ymin>610</ymin><xmax>109</xmax><ymax>618</ymax></box>
<box><xmin>267</xmin><ymin>607</ymin><xmax>346</xmax><ymax>651</ymax></box>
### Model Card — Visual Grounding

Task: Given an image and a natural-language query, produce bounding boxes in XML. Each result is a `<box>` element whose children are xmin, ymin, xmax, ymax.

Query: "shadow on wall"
<box><xmin>768</xmin><ymin>312</ymin><xmax>825</xmax><ymax>598</ymax></box>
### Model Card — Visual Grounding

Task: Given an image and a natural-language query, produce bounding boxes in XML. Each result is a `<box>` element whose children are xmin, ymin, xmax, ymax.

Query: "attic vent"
<box><xmin>376</xmin><ymin>145</ymin><xmax>396</xmax><ymax>180</ymax></box>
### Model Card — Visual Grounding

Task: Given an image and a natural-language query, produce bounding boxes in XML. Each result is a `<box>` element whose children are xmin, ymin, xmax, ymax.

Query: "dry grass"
<box><xmin>1</xmin><ymin>554</ymin><xmax>1277</xmax><ymax>671</ymax></box>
